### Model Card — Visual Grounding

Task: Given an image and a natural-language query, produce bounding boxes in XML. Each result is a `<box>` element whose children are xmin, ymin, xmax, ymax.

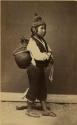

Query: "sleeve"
<box><xmin>27</xmin><ymin>38</ymin><xmax>49</xmax><ymax>61</ymax></box>
<box><xmin>47</xmin><ymin>44</ymin><xmax>52</xmax><ymax>53</ymax></box>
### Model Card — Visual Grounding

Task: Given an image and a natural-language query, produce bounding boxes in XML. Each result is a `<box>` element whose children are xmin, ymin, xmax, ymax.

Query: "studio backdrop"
<box><xmin>1</xmin><ymin>1</ymin><xmax>77</xmax><ymax>94</ymax></box>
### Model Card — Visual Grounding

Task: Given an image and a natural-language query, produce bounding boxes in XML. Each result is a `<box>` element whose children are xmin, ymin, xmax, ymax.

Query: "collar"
<box><xmin>32</xmin><ymin>35</ymin><xmax>45</xmax><ymax>45</ymax></box>
<box><xmin>32</xmin><ymin>35</ymin><xmax>48</xmax><ymax>52</ymax></box>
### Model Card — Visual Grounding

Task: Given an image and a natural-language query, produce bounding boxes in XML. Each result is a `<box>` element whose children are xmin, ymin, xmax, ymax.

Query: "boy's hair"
<box><xmin>31</xmin><ymin>24</ymin><xmax>46</xmax><ymax>35</ymax></box>
<box><xmin>31</xmin><ymin>26</ymin><xmax>38</xmax><ymax>35</ymax></box>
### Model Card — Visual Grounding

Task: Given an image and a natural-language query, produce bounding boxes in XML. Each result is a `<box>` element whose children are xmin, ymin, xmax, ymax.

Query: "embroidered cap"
<box><xmin>32</xmin><ymin>13</ymin><xmax>46</xmax><ymax>27</ymax></box>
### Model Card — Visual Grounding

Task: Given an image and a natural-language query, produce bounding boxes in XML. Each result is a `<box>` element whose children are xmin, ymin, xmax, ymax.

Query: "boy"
<box><xmin>26</xmin><ymin>13</ymin><xmax>56</xmax><ymax>117</ymax></box>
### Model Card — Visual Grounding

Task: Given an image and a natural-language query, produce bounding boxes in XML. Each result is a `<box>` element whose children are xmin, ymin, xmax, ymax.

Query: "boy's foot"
<box><xmin>42</xmin><ymin>111</ymin><xmax>49</xmax><ymax>116</ymax></box>
<box><xmin>42</xmin><ymin>111</ymin><xmax>56</xmax><ymax>117</ymax></box>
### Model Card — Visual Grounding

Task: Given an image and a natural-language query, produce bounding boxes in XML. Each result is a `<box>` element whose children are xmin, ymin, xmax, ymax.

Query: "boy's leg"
<box><xmin>26</xmin><ymin>65</ymin><xmax>40</xmax><ymax>102</ymax></box>
<box><xmin>26</xmin><ymin>100</ymin><xmax>41</xmax><ymax>117</ymax></box>
<box><xmin>40</xmin><ymin>100</ymin><xmax>50</xmax><ymax>113</ymax></box>
<box><xmin>40</xmin><ymin>100</ymin><xmax>56</xmax><ymax>117</ymax></box>
<box><xmin>37</xmin><ymin>68</ymin><xmax>56</xmax><ymax>117</ymax></box>
<box><xmin>25</xmin><ymin>65</ymin><xmax>42</xmax><ymax>117</ymax></box>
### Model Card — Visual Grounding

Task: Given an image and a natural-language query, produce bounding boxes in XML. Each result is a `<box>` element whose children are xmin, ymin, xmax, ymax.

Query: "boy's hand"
<box><xmin>47</xmin><ymin>52</ymin><xmax>54</xmax><ymax>64</ymax></box>
<box><xmin>46</xmin><ymin>52</ymin><xmax>51</xmax><ymax>60</ymax></box>
<box><xmin>47</xmin><ymin>52</ymin><xmax>51</xmax><ymax>57</ymax></box>
<box><xmin>43</xmin><ymin>52</ymin><xmax>51</xmax><ymax>60</ymax></box>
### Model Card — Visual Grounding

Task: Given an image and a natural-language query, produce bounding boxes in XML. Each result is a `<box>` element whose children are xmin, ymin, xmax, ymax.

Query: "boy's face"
<box><xmin>37</xmin><ymin>25</ymin><xmax>46</xmax><ymax>37</ymax></box>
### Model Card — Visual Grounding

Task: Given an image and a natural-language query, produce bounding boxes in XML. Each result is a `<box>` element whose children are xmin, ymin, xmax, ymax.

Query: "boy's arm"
<box><xmin>27</xmin><ymin>38</ymin><xmax>50</xmax><ymax>61</ymax></box>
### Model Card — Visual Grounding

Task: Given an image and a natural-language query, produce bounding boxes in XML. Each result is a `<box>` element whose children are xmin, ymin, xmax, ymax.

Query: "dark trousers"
<box><xmin>26</xmin><ymin>65</ymin><xmax>47</xmax><ymax>102</ymax></box>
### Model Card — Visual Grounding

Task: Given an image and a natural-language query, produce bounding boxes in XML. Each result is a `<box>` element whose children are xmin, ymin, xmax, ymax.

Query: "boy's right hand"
<box><xmin>47</xmin><ymin>52</ymin><xmax>51</xmax><ymax>60</ymax></box>
<box><xmin>47</xmin><ymin>52</ymin><xmax>51</xmax><ymax>57</ymax></box>
<box><xmin>44</xmin><ymin>52</ymin><xmax>51</xmax><ymax>60</ymax></box>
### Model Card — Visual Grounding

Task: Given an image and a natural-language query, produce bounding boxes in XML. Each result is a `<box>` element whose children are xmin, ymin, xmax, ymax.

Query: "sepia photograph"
<box><xmin>0</xmin><ymin>1</ymin><xmax>77</xmax><ymax>125</ymax></box>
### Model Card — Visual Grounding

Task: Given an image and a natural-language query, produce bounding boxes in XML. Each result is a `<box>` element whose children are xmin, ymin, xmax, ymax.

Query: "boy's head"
<box><xmin>31</xmin><ymin>13</ymin><xmax>46</xmax><ymax>38</ymax></box>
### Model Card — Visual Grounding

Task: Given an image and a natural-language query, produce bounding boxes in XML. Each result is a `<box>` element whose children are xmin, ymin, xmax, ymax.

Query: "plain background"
<box><xmin>1</xmin><ymin>1</ymin><xmax>77</xmax><ymax>94</ymax></box>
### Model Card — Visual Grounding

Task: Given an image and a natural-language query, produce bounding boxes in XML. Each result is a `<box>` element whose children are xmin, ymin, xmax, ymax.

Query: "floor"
<box><xmin>0</xmin><ymin>102</ymin><xmax>77</xmax><ymax>125</ymax></box>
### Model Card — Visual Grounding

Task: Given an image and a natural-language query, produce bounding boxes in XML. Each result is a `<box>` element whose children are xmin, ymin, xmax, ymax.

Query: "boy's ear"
<box><xmin>31</xmin><ymin>27</ymin><xmax>37</xmax><ymax>34</ymax></box>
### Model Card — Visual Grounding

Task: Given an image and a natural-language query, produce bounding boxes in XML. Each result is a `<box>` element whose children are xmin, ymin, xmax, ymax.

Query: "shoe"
<box><xmin>25</xmin><ymin>110</ymin><xmax>41</xmax><ymax>118</ymax></box>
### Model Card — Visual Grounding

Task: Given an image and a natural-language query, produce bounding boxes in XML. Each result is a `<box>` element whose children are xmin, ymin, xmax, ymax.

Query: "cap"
<box><xmin>32</xmin><ymin>13</ymin><xmax>46</xmax><ymax>27</ymax></box>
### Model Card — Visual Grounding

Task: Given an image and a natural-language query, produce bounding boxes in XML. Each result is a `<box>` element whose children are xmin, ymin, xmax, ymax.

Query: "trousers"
<box><xmin>26</xmin><ymin>65</ymin><xmax>47</xmax><ymax>102</ymax></box>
